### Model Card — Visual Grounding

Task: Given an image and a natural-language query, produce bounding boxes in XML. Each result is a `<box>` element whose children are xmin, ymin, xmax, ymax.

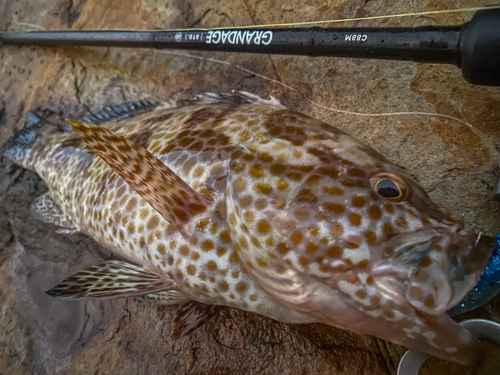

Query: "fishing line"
<box><xmin>153</xmin><ymin>49</ymin><xmax>487</xmax><ymax>139</ymax></box>
<box><xmin>4</xmin><ymin>5</ymin><xmax>497</xmax><ymax>148</ymax></box>
<box><xmin>6</xmin><ymin>20</ymin><xmax>46</xmax><ymax>31</ymax></box>
<box><xmin>149</xmin><ymin>5</ymin><xmax>500</xmax><ymax>31</ymax></box>
<box><xmin>6</xmin><ymin>5</ymin><xmax>500</xmax><ymax>31</ymax></box>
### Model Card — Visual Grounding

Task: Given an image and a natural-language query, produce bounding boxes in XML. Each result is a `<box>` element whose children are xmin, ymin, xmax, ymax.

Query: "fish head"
<box><xmin>241</xmin><ymin>131</ymin><xmax>494</xmax><ymax>363</ymax></box>
<box><xmin>363</xmin><ymin>163</ymin><xmax>494</xmax><ymax>315</ymax></box>
<box><xmin>380</xmin><ymin>171</ymin><xmax>496</xmax><ymax>317</ymax></box>
<box><xmin>265</xmin><ymin>136</ymin><xmax>493</xmax><ymax>313</ymax></box>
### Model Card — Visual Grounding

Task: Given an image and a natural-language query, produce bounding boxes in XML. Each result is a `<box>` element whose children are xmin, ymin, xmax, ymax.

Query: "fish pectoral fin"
<box><xmin>82</xmin><ymin>100</ymin><xmax>159</xmax><ymax>125</ymax></box>
<box><xmin>67</xmin><ymin>119</ymin><xmax>213</xmax><ymax>236</ymax></box>
<box><xmin>171</xmin><ymin>301</ymin><xmax>223</xmax><ymax>339</ymax></box>
<box><xmin>136</xmin><ymin>290</ymin><xmax>191</xmax><ymax>305</ymax></box>
<box><xmin>45</xmin><ymin>260</ymin><xmax>174</xmax><ymax>300</ymax></box>
<box><xmin>30</xmin><ymin>192</ymin><xmax>78</xmax><ymax>233</ymax></box>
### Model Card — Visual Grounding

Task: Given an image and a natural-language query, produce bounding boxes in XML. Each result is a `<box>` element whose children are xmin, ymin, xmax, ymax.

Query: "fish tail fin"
<box><xmin>3</xmin><ymin>112</ymin><xmax>47</xmax><ymax>170</ymax></box>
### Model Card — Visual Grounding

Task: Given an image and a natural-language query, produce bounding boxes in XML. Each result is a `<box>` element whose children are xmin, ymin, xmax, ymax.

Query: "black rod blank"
<box><xmin>1</xmin><ymin>9</ymin><xmax>500</xmax><ymax>86</ymax></box>
<box><xmin>0</xmin><ymin>27</ymin><xmax>462</xmax><ymax>64</ymax></box>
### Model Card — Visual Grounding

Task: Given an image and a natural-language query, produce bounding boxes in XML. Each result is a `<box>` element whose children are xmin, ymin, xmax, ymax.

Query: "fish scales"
<box><xmin>6</xmin><ymin>92</ymin><xmax>493</xmax><ymax>365</ymax></box>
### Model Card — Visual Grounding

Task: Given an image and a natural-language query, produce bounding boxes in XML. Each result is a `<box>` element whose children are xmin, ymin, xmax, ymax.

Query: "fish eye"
<box><xmin>376</xmin><ymin>179</ymin><xmax>401</xmax><ymax>199</ymax></box>
<box><xmin>369</xmin><ymin>173</ymin><xmax>408</xmax><ymax>202</ymax></box>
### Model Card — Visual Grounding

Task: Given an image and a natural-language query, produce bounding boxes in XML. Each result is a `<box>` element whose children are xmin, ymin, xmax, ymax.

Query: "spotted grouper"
<box><xmin>4</xmin><ymin>92</ymin><xmax>494</xmax><ymax>365</ymax></box>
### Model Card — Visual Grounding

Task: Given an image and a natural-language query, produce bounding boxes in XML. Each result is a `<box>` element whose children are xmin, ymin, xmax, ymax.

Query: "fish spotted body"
<box><xmin>5</xmin><ymin>92</ymin><xmax>493</xmax><ymax>365</ymax></box>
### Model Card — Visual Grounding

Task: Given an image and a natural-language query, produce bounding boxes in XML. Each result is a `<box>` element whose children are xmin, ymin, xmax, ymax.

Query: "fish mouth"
<box><xmin>373</xmin><ymin>228</ymin><xmax>494</xmax><ymax>315</ymax></box>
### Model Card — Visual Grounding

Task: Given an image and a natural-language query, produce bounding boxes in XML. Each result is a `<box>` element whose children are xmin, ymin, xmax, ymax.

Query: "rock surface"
<box><xmin>1</xmin><ymin>0</ymin><xmax>500</xmax><ymax>374</ymax></box>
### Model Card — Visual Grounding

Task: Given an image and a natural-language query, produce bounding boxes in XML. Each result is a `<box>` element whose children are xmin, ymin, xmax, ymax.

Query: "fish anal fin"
<box><xmin>136</xmin><ymin>290</ymin><xmax>191</xmax><ymax>305</ymax></box>
<box><xmin>67</xmin><ymin>119</ymin><xmax>213</xmax><ymax>235</ymax></box>
<box><xmin>171</xmin><ymin>301</ymin><xmax>223</xmax><ymax>339</ymax></box>
<box><xmin>45</xmin><ymin>260</ymin><xmax>174</xmax><ymax>300</ymax></box>
<box><xmin>31</xmin><ymin>192</ymin><xmax>78</xmax><ymax>233</ymax></box>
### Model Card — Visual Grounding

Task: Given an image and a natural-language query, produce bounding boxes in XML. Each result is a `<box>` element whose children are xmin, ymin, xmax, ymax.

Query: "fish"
<box><xmin>4</xmin><ymin>91</ymin><xmax>494</xmax><ymax>365</ymax></box>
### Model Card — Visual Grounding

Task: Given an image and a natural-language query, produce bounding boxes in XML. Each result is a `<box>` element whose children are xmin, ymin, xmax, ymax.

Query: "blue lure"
<box><xmin>448</xmin><ymin>234</ymin><xmax>500</xmax><ymax>317</ymax></box>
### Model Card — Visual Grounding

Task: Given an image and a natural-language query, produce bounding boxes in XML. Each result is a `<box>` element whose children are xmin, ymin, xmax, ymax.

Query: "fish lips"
<box><xmin>371</xmin><ymin>229</ymin><xmax>494</xmax><ymax>315</ymax></box>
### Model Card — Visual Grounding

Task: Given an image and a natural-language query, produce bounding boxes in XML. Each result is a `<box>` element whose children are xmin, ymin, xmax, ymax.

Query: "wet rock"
<box><xmin>1</xmin><ymin>0</ymin><xmax>500</xmax><ymax>374</ymax></box>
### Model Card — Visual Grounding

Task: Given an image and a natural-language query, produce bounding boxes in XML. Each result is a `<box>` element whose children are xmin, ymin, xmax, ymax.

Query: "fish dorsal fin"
<box><xmin>177</xmin><ymin>91</ymin><xmax>285</xmax><ymax>108</ymax></box>
<box><xmin>82</xmin><ymin>100</ymin><xmax>159</xmax><ymax>125</ymax></box>
<box><xmin>46</xmin><ymin>260</ymin><xmax>174</xmax><ymax>300</ymax></box>
<box><xmin>171</xmin><ymin>301</ymin><xmax>223</xmax><ymax>339</ymax></box>
<box><xmin>67</xmin><ymin>119</ymin><xmax>213</xmax><ymax>235</ymax></box>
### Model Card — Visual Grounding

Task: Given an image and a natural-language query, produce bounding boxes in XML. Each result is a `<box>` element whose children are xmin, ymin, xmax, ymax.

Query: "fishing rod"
<box><xmin>1</xmin><ymin>9</ymin><xmax>500</xmax><ymax>86</ymax></box>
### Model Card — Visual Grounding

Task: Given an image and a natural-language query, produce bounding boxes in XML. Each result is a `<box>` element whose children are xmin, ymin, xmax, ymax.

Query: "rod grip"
<box><xmin>460</xmin><ymin>9</ymin><xmax>500</xmax><ymax>86</ymax></box>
